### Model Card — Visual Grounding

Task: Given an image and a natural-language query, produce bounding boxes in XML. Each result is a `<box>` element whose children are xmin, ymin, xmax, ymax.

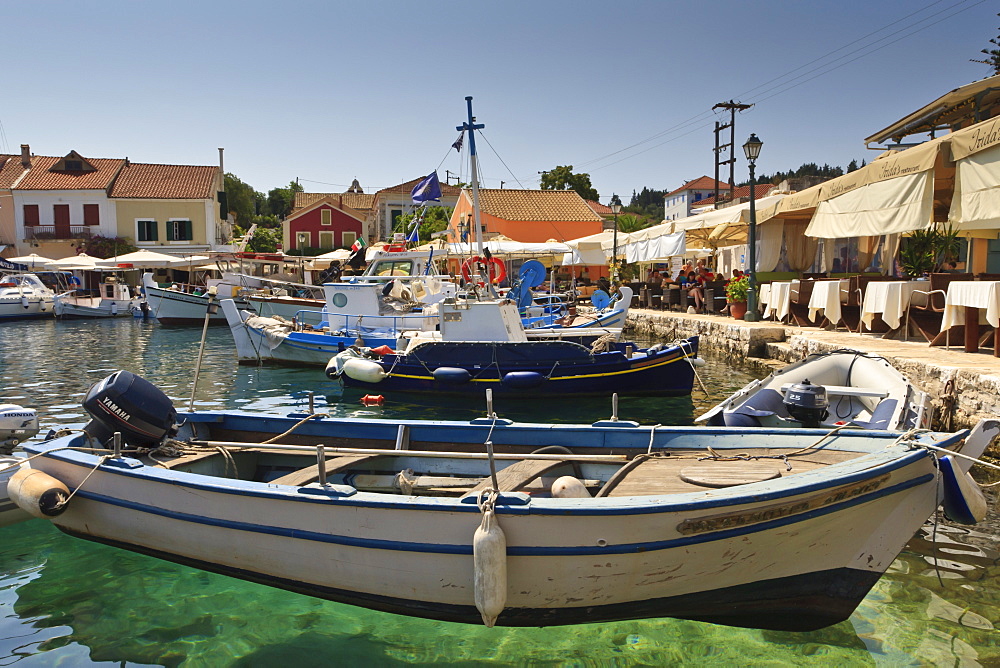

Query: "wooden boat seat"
<box><xmin>679</xmin><ymin>464</ymin><xmax>782</xmax><ymax>488</ymax></box>
<box><xmin>463</xmin><ymin>458</ymin><xmax>567</xmax><ymax>496</ymax></box>
<box><xmin>156</xmin><ymin>450</ymin><xmax>222</xmax><ymax>470</ymax></box>
<box><xmin>269</xmin><ymin>454</ymin><xmax>387</xmax><ymax>487</ymax></box>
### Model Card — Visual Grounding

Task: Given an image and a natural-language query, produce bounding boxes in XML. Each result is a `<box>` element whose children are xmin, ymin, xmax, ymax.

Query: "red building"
<box><xmin>283</xmin><ymin>196</ymin><xmax>367</xmax><ymax>252</ymax></box>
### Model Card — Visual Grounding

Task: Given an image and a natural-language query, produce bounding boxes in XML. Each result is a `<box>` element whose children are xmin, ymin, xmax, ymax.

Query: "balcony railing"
<box><xmin>24</xmin><ymin>226</ymin><xmax>96</xmax><ymax>240</ymax></box>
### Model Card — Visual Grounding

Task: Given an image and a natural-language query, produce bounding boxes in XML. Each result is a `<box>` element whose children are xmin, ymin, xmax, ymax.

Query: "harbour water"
<box><xmin>1</xmin><ymin>318</ymin><xmax>998</xmax><ymax>666</ymax></box>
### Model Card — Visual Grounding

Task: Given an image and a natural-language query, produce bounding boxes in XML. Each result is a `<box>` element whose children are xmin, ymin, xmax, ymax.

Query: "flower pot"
<box><xmin>729</xmin><ymin>300</ymin><xmax>748</xmax><ymax>320</ymax></box>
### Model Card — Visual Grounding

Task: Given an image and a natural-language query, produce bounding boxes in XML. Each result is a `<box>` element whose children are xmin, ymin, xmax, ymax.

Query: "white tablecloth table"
<box><xmin>940</xmin><ymin>281</ymin><xmax>1000</xmax><ymax>354</ymax></box>
<box><xmin>860</xmin><ymin>281</ymin><xmax>923</xmax><ymax>331</ymax></box>
<box><xmin>807</xmin><ymin>279</ymin><xmax>848</xmax><ymax>325</ymax></box>
<box><xmin>761</xmin><ymin>281</ymin><xmax>793</xmax><ymax>321</ymax></box>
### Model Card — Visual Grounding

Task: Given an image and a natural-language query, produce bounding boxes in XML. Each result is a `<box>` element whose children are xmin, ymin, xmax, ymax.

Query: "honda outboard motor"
<box><xmin>782</xmin><ymin>379</ymin><xmax>829</xmax><ymax>428</ymax></box>
<box><xmin>82</xmin><ymin>371</ymin><xmax>177</xmax><ymax>447</ymax></box>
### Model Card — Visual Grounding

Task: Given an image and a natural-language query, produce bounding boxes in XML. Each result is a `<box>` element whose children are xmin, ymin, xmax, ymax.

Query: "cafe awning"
<box><xmin>804</xmin><ymin>136</ymin><xmax>948</xmax><ymax>238</ymax></box>
<box><xmin>949</xmin><ymin>116</ymin><xmax>1000</xmax><ymax>230</ymax></box>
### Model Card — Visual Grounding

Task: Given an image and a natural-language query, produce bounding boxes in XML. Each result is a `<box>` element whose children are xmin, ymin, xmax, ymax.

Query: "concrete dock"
<box><xmin>627</xmin><ymin>308</ymin><xmax>1000</xmax><ymax>433</ymax></box>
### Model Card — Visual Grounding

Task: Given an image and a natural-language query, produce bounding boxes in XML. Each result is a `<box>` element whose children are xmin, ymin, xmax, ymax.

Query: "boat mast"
<box><xmin>458</xmin><ymin>96</ymin><xmax>485</xmax><ymax>258</ymax></box>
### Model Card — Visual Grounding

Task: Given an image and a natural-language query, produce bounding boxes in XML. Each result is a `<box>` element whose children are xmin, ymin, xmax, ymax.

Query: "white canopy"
<box><xmin>7</xmin><ymin>254</ymin><xmax>53</xmax><ymax>269</ymax></box>
<box><xmin>561</xmin><ymin>231</ymin><xmax>615</xmax><ymax>266</ymax></box>
<box><xmin>620</xmin><ymin>231</ymin><xmax>687</xmax><ymax>263</ymax></box>
<box><xmin>804</xmin><ymin>138</ymin><xmax>945</xmax><ymax>238</ymax></box>
<box><xmin>46</xmin><ymin>253</ymin><xmax>102</xmax><ymax>270</ymax></box>
<box><xmin>949</xmin><ymin>116</ymin><xmax>1000</xmax><ymax>231</ymax></box>
<box><xmin>448</xmin><ymin>240</ymin><xmax>569</xmax><ymax>256</ymax></box>
<box><xmin>95</xmin><ymin>250</ymin><xmax>190</xmax><ymax>268</ymax></box>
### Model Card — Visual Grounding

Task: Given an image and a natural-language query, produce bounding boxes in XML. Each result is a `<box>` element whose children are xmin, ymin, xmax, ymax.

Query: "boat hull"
<box><xmin>340</xmin><ymin>338</ymin><xmax>699</xmax><ymax>397</ymax></box>
<box><xmin>20</xmin><ymin>415</ymin><xmax>950</xmax><ymax>630</ymax></box>
<box><xmin>54</xmin><ymin>298</ymin><xmax>137</xmax><ymax>319</ymax></box>
<box><xmin>0</xmin><ymin>296</ymin><xmax>54</xmax><ymax>320</ymax></box>
<box><xmin>145</xmin><ymin>285</ymin><xmax>249</xmax><ymax>325</ymax></box>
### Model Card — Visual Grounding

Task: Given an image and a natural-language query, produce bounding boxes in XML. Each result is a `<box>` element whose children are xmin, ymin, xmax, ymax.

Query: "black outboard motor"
<box><xmin>783</xmin><ymin>379</ymin><xmax>829</xmax><ymax>428</ymax></box>
<box><xmin>82</xmin><ymin>371</ymin><xmax>177</xmax><ymax>447</ymax></box>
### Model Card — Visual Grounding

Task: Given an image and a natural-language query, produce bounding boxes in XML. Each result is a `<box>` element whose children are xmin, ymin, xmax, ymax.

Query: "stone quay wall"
<box><xmin>627</xmin><ymin>309</ymin><xmax>1000</xmax><ymax>434</ymax></box>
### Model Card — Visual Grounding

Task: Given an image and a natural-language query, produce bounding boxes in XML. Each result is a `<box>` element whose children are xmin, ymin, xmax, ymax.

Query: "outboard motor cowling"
<box><xmin>783</xmin><ymin>379</ymin><xmax>829</xmax><ymax>428</ymax></box>
<box><xmin>82</xmin><ymin>371</ymin><xmax>177</xmax><ymax>447</ymax></box>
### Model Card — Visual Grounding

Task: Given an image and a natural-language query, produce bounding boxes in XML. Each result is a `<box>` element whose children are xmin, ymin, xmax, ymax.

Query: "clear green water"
<box><xmin>0</xmin><ymin>318</ymin><xmax>997</xmax><ymax>666</ymax></box>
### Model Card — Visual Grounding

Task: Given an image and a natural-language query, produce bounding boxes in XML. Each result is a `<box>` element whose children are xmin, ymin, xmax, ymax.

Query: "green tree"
<box><xmin>393</xmin><ymin>206</ymin><xmax>453</xmax><ymax>244</ymax></box>
<box><xmin>540</xmin><ymin>165</ymin><xmax>599</xmax><ymax>201</ymax></box>
<box><xmin>84</xmin><ymin>235</ymin><xmax>138</xmax><ymax>258</ymax></box>
<box><xmin>232</xmin><ymin>224</ymin><xmax>281</xmax><ymax>253</ymax></box>
<box><xmin>972</xmin><ymin>14</ymin><xmax>1000</xmax><ymax>74</ymax></box>
<box><xmin>615</xmin><ymin>214</ymin><xmax>655</xmax><ymax>234</ymax></box>
<box><xmin>266</xmin><ymin>180</ymin><xmax>304</xmax><ymax>219</ymax></box>
<box><xmin>225</xmin><ymin>173</ymin><xmax>257</xmax><ymax>225</ymax></box>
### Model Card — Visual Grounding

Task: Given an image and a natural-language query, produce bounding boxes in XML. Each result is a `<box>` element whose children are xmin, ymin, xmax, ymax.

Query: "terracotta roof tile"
<box><xmin>664</xmin><ymin>176</ymin><xmax>730</xmax><ymax>198</ymax></box>
<box><xmin>586</xmin><ymin>199</ymin><xmax>613</xmax><ymax>215</ymax></box>
<box><xmin>294</xmin><ymin>191</ymin><xmax>375</xmax><ymax>211</ymax></box>
<box><xmin>14</xmin><ymin>155</ymin><xmax>124</xmax><ymax>191</ymax></box>
<box><xmin>476</xmin><ymin>189</ymin><xmax>603</xmax><ymax>222</ymax></box>
<box><xmin>109</xmin><ymin>163</ymin><xmax>218</xmax><ymax>199</ymax></box>
<box><xmin>376</xmin><ymin>177</ymin><xmax>462</xmax><ymax>197</ymax></box>
<box><xmin>0</xmin><ymin>155</ymin><xmax>28</xmax><ymax>189</ymax></box>
<box><xmin>694</xmin><ymin>183</ymin><xmax>776</xmax><ymax>208</ymax></box>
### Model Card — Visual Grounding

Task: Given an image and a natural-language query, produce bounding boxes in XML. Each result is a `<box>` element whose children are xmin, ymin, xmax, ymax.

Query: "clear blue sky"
<box><xmin>3</xmin><ymin>0</ymin><xmax>994</xmax><ymax>205</ymax></box>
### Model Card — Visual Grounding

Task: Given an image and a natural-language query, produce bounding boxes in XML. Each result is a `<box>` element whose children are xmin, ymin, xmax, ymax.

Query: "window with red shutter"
<box><xmin>23</xmin><ymin>205</ymin><xmax>39</xmax><ymax>226</ymax></box>
<box><xmin>83</xmin><ymin>204</ymin><xmax>100</xmax><ymax>226</ymax></box>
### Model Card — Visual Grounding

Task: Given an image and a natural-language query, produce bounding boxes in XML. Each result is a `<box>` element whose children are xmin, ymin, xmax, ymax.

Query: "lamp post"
<box><xmin>742</xmin><ymin>133</ymin><xmax>763</xmax><ymax>322</ymax></box>
<box><xmin>610</xmin><ymin>194</ymin><xmax>622</xmax><ymax>286</ymax></box>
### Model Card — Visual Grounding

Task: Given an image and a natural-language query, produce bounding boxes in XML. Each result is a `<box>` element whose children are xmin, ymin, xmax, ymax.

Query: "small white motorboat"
<box><xmin>0</xmin><ymin>273</ymin><xmax>55</xmax><ymax>320</ymax></box>
<box><xmin>697</xmin><ymin>349</ymin><xmax>931</xmax><ymax>430</ymax></box>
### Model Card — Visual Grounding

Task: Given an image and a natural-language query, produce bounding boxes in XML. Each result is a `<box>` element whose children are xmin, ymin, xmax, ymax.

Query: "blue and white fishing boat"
<box><xmin>10</xmin><ymin>370</ymin><xmax>997</xmax><ymax>631</ymax></box>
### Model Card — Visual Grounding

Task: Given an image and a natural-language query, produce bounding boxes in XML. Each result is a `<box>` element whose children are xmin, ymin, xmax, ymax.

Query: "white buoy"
<box><xmin>343</xmin><ymin>359</ymin><xmax>387</xmax><ymax>384</ymax></box>
<box><xmin>473</xmin><ymin>497</ymin><xmax>507</xmax><ymax>627</ymax></box>
<box><xmin>7</xmin><ymin>467</ymin><xmax>70</xmax><ymax>518</ymax></box>
<box><xmin>551</xmin><ymin>476</ymin><xmax>591</xmax><ymax>498</ymax></box>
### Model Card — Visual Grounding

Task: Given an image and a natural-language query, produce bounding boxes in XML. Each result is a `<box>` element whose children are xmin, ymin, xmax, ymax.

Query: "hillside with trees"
<box><xmin>224</xmin><ymin>174</ymin><xmax>303</xmax><ymax>253</ymax></box>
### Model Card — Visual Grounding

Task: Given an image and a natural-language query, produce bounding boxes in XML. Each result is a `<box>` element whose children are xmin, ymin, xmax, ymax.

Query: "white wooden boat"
<box><xmin>54</xmin><ymin>278</ymin><xmax>139</xmax><ymax>318</ymax></box>
<box><xmin>698</xmin><ymin>349</ymin><xmax>931</xmax><ymax>430</ymax></box>
<box><xmin>11</xmin><ymin>370</ymin><xmax>996</xmax><ymax>631</ymax></box>
<box><xmin>0</xmin><ymin>402</ymin><xmax>40</xmax><ymax>528</ymax></box>
<box><xmin>0</xmin><ymin>273</ymin><xmax>55</xmax><ymax>320</ymax></box>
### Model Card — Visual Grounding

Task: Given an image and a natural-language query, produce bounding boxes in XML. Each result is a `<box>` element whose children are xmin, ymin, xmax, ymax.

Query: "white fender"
<box><xmin>20</xmin><ymin>295</ymin><xmax>29</xmax><ymax>309</ymax></box>
<box><xmin>473</xmin><ymin>505</ymin><xmax>507</xmax><ymax>627</ymax></box>
<box><xmin>342</xmin><ymin>358</ymin><xmax>387</xmax><ymax>384</ymax></box>
<box><xmin>7</xmin><ymin>467</ymin><xmax>70</xmax><ymax>518</ymax></box>
<box><xmin>551</xmin><ymin>476</ymin><xmax>591</xmax><ymax>498</ymax></box>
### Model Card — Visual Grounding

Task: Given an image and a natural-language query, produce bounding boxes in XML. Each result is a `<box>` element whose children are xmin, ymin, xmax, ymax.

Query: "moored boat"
<box><xmin>0</xmin><ymin>273</ymin><xmax>56</xmax><ymax>320</ymax></box>
<box><xmin>12</xmin><ymin>370</ymin><xmax>997</xmax><ymax>630</ymax></box>
<box><xmin>697</xmin><ymin>349</ymin><xmax>932</xmax><ymax>430</ymax></box>
<box><xmin>54</xmin><ymin>277</ymin><xmax>139</xmax><ymax>318</ymax></box>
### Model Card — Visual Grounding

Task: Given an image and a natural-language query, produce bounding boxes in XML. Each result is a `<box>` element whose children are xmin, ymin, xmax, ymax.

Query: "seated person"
<box><xmin>648</xmin><ymin>271</ymin><xmax>663</xmax><ymax>295</ymax></box>
<box><xmin>684</xmin><ymin>271</ymin><xmax>705</xmax><ymax>311</ymax></box>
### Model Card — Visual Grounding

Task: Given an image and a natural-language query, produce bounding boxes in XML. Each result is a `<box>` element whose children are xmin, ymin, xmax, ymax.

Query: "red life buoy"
<box><xmin>460</xmin><ymin>256</ymin><xmax>507</xmax><ymax>284</ymax></box>
<box><xmin>360</xmin><ymin>394</ymin><xmax>384</xmax><ymax>406</ymax></box>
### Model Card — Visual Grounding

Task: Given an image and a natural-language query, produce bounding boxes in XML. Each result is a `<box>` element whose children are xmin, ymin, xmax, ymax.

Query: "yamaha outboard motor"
<box><xmin>82</xmin><ymin>371</ymin><xmax>177</xmax><ymax>448</ymax></box>
<box><xmin>782</xmin><ymin>379</ymin><xmax>829</xmax><ymax>428</ymax></box>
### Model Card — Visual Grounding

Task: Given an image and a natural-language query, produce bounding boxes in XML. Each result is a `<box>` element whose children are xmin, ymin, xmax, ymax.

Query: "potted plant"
<box><xmin>725</xmin><ymin>275</ymin><xmax>750</xmax><ymax>319</ymax></box>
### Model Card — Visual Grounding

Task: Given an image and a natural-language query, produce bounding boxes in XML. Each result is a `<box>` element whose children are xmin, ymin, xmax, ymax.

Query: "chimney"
<box><xmin>20</xmin><ymin>144</ymin><xmax>30</xmax><ymax>168</ymax></box>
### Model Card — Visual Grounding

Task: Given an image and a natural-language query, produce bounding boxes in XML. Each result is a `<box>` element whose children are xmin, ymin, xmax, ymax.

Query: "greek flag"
<box><xmin>452</xmin><ymin>132</ymin><xmax>464</xmax><ymax>153</ymax></box>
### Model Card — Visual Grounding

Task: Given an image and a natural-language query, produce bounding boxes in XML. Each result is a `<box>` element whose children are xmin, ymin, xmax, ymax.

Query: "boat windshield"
<box><xmin>371</xmin><ymin>260</ymin><xmax>415</xmax><ymax>277</ymax></box>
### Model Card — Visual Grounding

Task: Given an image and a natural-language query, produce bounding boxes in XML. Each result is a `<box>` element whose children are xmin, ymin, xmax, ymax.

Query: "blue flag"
<box><xmin>411</xmin><ymin>171</ymin><xmax>442</xmax><ymax>204</ymax></box>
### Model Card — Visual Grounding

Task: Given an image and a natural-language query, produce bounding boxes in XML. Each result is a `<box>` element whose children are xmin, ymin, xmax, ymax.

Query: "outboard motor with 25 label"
<box><xmin>82</xmin><ymin>371</ymin><xmax>177</xmax><ymax>448</ymax></box>
<box><xmin>782</xmin><ymin>379</ymin><xmax>829</xmax><ymax>428</ymax></box>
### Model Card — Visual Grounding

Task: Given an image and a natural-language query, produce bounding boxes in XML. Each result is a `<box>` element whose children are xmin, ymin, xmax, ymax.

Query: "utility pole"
<box><xmin>712</xmin><ymin>101</ymin><xmax>752</xmax><ymax>208</ymax></box>
<box><xmin>445</xmin><ymin>170</ymin><xmax>458</xmax><ymax>185</ymax></box>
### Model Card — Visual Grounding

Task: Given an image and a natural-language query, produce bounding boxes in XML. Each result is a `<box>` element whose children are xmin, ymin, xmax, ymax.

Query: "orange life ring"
<box><xmin>460</xmin><ymin>256</ymin><xmax>506</xmax><ymax>284</ymax></box>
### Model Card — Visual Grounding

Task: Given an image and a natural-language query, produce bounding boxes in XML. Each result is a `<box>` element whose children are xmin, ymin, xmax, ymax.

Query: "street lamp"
<box><xmin>742</xmin><ymin>133</ymin><xmax>763</xmax><ymax>322</ymax></box>
<box><xmin>610</xmin><ymin>194</ymin><xmax>622</xmax><ymax>285</ymax></box>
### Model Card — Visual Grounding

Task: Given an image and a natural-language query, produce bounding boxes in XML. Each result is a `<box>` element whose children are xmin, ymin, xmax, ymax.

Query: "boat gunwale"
<box><xmin>23</xmin><ymin>427</ymin><xmax>949</xmax><ymax>517</ymax></box>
